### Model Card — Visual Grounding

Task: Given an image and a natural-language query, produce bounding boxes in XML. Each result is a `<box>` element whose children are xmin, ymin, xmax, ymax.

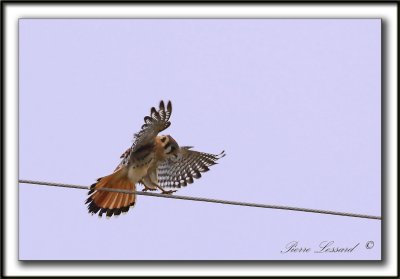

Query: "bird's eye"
<box><xmin>160</xmin><ymin>137</ymin><xmax>167</xmax><ymax>143</ymax></box>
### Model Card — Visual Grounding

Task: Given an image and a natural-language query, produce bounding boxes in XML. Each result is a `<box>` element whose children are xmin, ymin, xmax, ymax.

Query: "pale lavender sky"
<box><xmin>19</xmin><ymin>19</ymin><xmax>381</xmax><ymax>260</ymax></box>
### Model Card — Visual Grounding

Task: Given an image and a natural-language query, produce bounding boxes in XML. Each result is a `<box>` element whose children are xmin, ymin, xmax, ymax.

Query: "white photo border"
<box><xmin>3</xmin><ymin>2</ymin><xmax>398</xmax><ymax>277</ymax></box>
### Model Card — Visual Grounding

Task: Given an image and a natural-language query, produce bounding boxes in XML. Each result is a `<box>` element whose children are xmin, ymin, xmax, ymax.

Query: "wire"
<box><xmin>19</xmin><ymin>179</ymin><xmax>381</xmax><ymax>220</ymax></box>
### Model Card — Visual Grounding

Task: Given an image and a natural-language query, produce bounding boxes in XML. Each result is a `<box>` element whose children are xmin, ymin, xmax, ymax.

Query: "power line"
<box><xmin>19</xmin><ymin>179</ymin><xmax>381</xmax><ymax>220</ymax></box>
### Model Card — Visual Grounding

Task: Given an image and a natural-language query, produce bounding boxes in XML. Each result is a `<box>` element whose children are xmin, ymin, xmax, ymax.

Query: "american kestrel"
<box><xmin>86</xmin><ymin>101</ymin><xmax>225</xmax><ymax>217</ymax></box>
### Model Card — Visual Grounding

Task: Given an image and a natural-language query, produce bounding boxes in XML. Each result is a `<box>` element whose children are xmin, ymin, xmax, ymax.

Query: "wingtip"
<box><xmin>167</xmin><ymin>100</ymin><xmax>172</xmax><ymax>112</ymax></box>
<box><xmin>159</xmin><ymin>100</ymin><xmax>171</xmax><ymax>107</ymax></box>
<box><xmin>159</xmin><ymin>100</ymin><xmax>165</xmax><ymax>111</ymax></box>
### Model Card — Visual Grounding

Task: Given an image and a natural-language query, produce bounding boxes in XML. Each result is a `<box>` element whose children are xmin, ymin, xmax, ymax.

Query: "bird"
<box><xmin>86</xmin><ymin>100</ymin><xmax>225</xmax><ymax>217</ymax></box>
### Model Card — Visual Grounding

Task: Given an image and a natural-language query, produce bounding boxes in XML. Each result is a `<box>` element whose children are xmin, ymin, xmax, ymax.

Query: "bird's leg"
<box><xmin>142</xmin><ymin>185</ymin><xmax>157</xmax><ymax>192</ymax></box>
<box><xmin>142</xmin><ymin>170</ymin><xmax>177</xmax><ymax>194</ymax></box>
<box><xmin>156</xmin><ymin>185</ymin><xmax>177</xmax><ymax>195</ymax></box>
<box><xmin>141</xmin><ymin>177</ymin><xmax>158</xmax><ymax>192</ymax></box>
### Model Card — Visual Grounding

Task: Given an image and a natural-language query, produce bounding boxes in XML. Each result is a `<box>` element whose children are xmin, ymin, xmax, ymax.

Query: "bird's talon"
<box><xmin>142</xmin><ymin>188</ymin><xmax>157</xmax><ymax>192</ymax></box>
<box><xmin>161</xmin><ymin>190</ymin><xmax>177</xmax><ymax>195</ymax></box>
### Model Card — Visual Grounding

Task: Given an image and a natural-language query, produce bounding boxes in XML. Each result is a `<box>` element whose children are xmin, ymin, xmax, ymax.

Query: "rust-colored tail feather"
<box><xmin>86</xmin><ymin>167</ymin><xmax>135</xmax><ymax>217</ymax></box>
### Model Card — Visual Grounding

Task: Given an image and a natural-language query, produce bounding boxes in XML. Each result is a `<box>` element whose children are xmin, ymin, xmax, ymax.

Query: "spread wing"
<box><xmin>157</xmin><ymin>147</ymin><xmax>226</xmax><ymax>188</ymax></box>
<box><xmin>114</xmin><ymin>101</ymin><xmax>172</xmax><ymax>170</ymax></box>
<box><xmin>131</xmin><ymin>100</ymin><xmax>172</xmax><ymax>153</ymax></box>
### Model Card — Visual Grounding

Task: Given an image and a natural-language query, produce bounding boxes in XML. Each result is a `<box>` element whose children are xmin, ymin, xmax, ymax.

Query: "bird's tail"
<box><xmin>86</xmin><ymin>166</ymin><xmax>136</xmax><ymax>217</ymax></box>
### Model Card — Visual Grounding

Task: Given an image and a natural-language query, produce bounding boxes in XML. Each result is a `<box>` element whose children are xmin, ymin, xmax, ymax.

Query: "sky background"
<box><xmin>19</xmin><ymin>19</ymin><xmax>381</xmax><ymax>260</ymax></box>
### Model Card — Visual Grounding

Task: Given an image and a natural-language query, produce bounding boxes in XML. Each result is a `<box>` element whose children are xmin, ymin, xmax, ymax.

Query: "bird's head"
<box><xmin>159</xmin><ymin>135</ymin><xmax>180</xmax><ymax>158</ymax></box>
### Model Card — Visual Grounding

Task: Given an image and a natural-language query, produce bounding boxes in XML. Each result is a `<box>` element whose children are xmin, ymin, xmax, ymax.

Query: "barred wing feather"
<box><xmin>157</xmin><ymin>147</ymin><xmax>225</xmax><ymax>188</ymax></box>
<box><xmin>131</xmin><ymin>100</ymin><xmax>172</xmax><ymax>153</ymax></box>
